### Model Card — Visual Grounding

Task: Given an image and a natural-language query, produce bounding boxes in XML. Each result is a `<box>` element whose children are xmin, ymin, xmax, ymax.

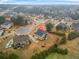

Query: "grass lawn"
<box><xmin>46</xmin><ymin>52</ymin><xmax>79</xmax><ymax>59</ymax></box>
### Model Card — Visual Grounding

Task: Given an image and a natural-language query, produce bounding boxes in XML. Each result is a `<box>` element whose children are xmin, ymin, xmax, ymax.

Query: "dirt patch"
<box><xmin>3</xmin><ymin>33</ymin><xmax>59</xmax><ymax>59</ymax></box>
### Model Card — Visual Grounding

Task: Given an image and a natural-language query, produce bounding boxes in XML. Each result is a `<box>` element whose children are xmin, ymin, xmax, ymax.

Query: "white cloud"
<box><xmin>0</xmin><ymin>0</ymin><xmax>79</xmax><ymax>4</ymax></box>
<box><xmin>0</xmin><ymin>0</ymin><xmax>13</xmax><ymax>3</ymax></box>
<box><xmin>69</xmin><ymin>0</ymin><xmax>79</xmax><ymax>1</ymax></box>
<box><xmin>0</xmin><ymin>0</ymin><xmax>9</xmax><ymax>2</ymax></box>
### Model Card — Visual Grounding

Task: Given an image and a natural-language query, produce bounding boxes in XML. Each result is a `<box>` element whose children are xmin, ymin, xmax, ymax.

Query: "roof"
<box><xmin>1</xmin><ymin>20</ymin><xmax>12</xmax><ymax>25</ymax></box>
<box><xmin>35</xmin><ymin>30</ymin><xmax>47</xmax><ymax>37</ymax></box>
<box><xmin>1</xmin><ymin>20</ymin><xmax>13</xmax><ymax>29</ymax></box>
<box><xmin>16</xmin><ymin>25</ymin><xmax>32</xmax><ymax>35</ymax></box>
<box><xmin>13</xmin><ymin>35</ymin><xmax>30</xmax><ymax>45</ymax></box>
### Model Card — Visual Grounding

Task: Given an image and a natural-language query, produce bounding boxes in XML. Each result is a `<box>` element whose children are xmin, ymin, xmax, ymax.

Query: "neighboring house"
<box><xmin>1</xmin><ymin>20</ymin><xmax>13</xmax><ymax>29</ymax></box>
<box><xmin>13</xmin><ymin>35</ymin><xmax>31</xmax><ymax>49</ymax></box>
<box><xmin>34</xmin><ymin>29</ymin><xmax>48</xmax><ymax>40</ymax></box>
<box><xmin>0</xmin><ymin>28</ymin><xmax>4</xmax><ymax>36</ymax></box>
<box><xmin>72</xmin><ymin>23</ymin><xmax>79</xmax><ymax>31</ymax></box>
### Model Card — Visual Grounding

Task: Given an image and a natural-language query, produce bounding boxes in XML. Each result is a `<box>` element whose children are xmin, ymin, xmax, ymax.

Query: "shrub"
<box><xmin>50</xmin><ymin>32</ymin><xmax>65</xmax><ymax>36</ymax></box>
<box><xmin>31</xmin><ymin>44</ymin><xmax>68</xmax><ymax>59</ymax></box>
<box><xmin>8</xmin><ymin>53</ymin><xmax>19</xmax><ymax>59</ymax></box>
<box><xmin>62</xmin><ymin>48</ymin><xmax>68</xmax><ymax>55</ymax></box>
<box><xmin>59</xmin><ymin>36</ymin><xmax>66</xmax><ymax>44</ymax></box>
<box><xmin>68</xmin><ymin>32</ymin><xmax>79</xmax><ymax>40</ymax></box>
<box><xmin>0</xmin><ymin>52</ymin><xmax>19</xmax><ymax>59</ymax></box>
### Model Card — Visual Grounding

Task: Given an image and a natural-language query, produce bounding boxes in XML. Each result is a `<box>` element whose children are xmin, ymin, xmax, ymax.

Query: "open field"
<box><xmin>46</xmin><ymin>37</ymin><xmax>79</xmax><ymax>59</ymax></box>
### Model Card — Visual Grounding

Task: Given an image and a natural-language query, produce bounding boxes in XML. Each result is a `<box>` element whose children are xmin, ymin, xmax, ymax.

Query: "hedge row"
<box><xmin>31</xmin><ymin>44</ymin><xmax>68</xmax><ymax>59</ymax></box>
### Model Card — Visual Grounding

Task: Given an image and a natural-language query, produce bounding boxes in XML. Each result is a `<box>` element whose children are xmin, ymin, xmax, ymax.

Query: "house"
<box><xmin>1</xmin><ymin>20</ymin><xmax>13</xmax><ymax>29</ymax></box>
<box><xmin>0</xmin><ymin>28</ymin><xmax>4</xmax><ymax>36</ymax></box>
<box><xmin>33</xmin><ymin>29</ymin><xmax>48</xmax><ymax>40</ymax></box>
<box><xmin>13</xmin><ymin>35</ymin><xmax>31</xmax><ymax>49</ymax></box>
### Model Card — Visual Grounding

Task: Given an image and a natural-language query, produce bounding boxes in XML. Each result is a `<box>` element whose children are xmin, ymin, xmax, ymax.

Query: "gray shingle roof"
<box><xmin>13</xmin><ymin>35</ymin><xmax>31</xmax><ymax>46</ymax></box>
<box><xmin>1</xmin><ymin>20</ymin><xmax>13</xmax><ymax>29</ymax></box>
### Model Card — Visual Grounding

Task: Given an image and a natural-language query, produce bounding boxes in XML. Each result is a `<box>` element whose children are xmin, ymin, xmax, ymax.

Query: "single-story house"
<box><xmin>13</xmin><ymin>35</ymin><xmax>31</xmax><ymax>49</ymax></box>
<box><xmin>33</xmin><ymin>29</ymin><xmax>48</xmax><ymax>40</ymax></box>
<box><xmin>1</xmin><ymin>20</ymin><xmax>13</xmax><ymax>29</ymax></box>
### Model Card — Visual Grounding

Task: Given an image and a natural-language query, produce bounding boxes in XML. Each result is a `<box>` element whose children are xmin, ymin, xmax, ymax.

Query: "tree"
<box><xmin>46</xmin><ymin>23</ymin><xmax>53</xmax><ymax>32</ymax></box>
<box><xmin>0</xmin><ymin>16</ymin><xmax>5</xmax><ymax>24</ymax></box>
<box><xmin>56</xmin><ymin>25</ymin><xmax>62</xmax><ymax>31</ymax></box>
<box><xmin>56</xmin><ymin>23</ymin><xmax>70</xmax><ymax>40</ymax></box>
<box><xmin>11</xmin><ymin>16</ymin><xmax>28</xmax><ymax>25</ymax></box>
<box><xmin>56</xmin><ymin>24</ymin><xmax>67</xmax><ymax>32</ymax></box>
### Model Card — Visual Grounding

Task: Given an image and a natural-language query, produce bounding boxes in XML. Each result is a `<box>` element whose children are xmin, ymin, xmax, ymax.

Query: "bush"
<box><xmin>57</xmin><ymin>48</ymin><xmax>68</xmax><ymax>55</ymax></box>
<box><xmin>0</xmin><ymin>52</ymin><xmax>19</xmax><ymax>59</ymax></box>
<box><xmin>50</xmin><ymin>32</ymin><xmax>65</xmax><ymax>36</ymax></box>
<box><xmin>68</xmin><ymin>32</ymin><xmax>79</xmax><ymax>40</ymax></box>
<box><xmin>8</xmin><ymin>53</ymin><xmax>19</xmax><ymax>59</ymax></box>
<box><xmin>59</xmin><ymin>36</ymin><xmax>66</xmax><ymax>44</ymax></box>
<box><xmin>51</xmin><ymin>44</ymin><xmax>68</xmax><ymax>55</ymax></box>
<box><xmin>62</xmin><ymin>49</ymin><xmax>68</xmax><ymax>55</ymax></box>
<box><xmin>31</xmin><ymin>44</ymin><xmax>68</xmax><ymax>59</ymax></box>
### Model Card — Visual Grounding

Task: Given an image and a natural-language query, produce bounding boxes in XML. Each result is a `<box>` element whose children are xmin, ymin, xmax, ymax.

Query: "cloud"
<box><xmin>69</xmin><ymin>0</ymin><xmax>79</xmax><ymax>1</ymax></box>
<box><xmin>0</xmin><ymin>0</ymin><xmax>79</xmax><ymax>4</ymax></box>
<box><xmin>0</xmin><ymin>0</ymin><xmax>10</xmax><ymax>2</ymax></box>
<box><xmin>0</xmin><ymin>0</ymin><xmax>13</xmax><ymax>3</ymax></box>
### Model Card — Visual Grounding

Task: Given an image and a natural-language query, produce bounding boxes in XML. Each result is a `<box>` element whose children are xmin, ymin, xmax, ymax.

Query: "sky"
<box><xmin>0</xmin><ymin>0</ymin><xmax>79</xmax><ymax>4</ymax></box>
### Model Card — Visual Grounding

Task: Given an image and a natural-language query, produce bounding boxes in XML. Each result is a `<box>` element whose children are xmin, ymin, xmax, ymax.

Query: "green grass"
<box><xmin>46</xmin><ymin>53</ymin><xmax>63</xmax><ymax>59</ymax></box>
<box><xmin>46</xmin><ymin>52</ymin><xmax>79</xmax><ymax>59</ymax></box>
